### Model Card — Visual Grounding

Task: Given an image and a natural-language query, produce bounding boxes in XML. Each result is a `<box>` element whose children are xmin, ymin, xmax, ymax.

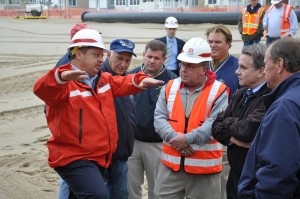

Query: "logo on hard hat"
<box><xmin>187</xmin><ymin>48</ymin><xmax>194</xmax><ymax>56</ymax></box>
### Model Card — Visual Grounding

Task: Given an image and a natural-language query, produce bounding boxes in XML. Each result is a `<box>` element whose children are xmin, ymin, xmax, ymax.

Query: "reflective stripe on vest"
<box><xmin>162</xmin><ymin>78</ymin><xmax>226</xmax><ymax>174</ymax></box>
<box><xmin>242</xmin><ymin>7</ymin><xmax>264</xmax><ymax>35</ymax></box>
<box><xmin>167</xmin><ymin>77</ymin><xmax>181</xmax><ymax>119</ymax></box>
<box><xmin>281</xmin><ymin>4</ymin><xmax>292</xmax><ymax>37</ymax></box>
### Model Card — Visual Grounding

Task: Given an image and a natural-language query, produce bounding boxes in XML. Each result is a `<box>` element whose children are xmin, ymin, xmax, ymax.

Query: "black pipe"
<box><xmin>81</xmin><ymin>10</ymin><xmax>300</xmax><ymax>25</ymax></box>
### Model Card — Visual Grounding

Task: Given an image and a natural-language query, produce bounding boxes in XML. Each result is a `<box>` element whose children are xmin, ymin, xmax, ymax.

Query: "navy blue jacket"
<box><xmin>129</xmin><ymin>65</ymin><xmax>177</xmax><ymax>142</ymax></box>
<box><xmin>239</xmin><ymin>73</ymin><xmax>300</xmax><ymax>199</ymax></box>
<box><xmin>56</xmin><ymin>52</ymin><xmax>70</xmax><ymax>68</ymax></box>
<box><xmin>101</xmin><ymin>59</ymin><xmax>137</xmax><ymax>161</ymax></box>
<box><xmin>209</xmin><ymin>55</ymin><xmax>240</xmax><ymax>98</ymax></box>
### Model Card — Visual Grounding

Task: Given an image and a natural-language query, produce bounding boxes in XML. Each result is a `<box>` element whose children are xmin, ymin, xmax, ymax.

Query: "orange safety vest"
<box><xmin>242</xmin><ymin>7</ymin><xmax>265</xmax><ymax>35</ymax></box>
<box><xmin>266</xmin><ymin>4</ymin><xmax>293</xmax><ymax>37</ymax></box>
<box><xmin>162</xmin><ymin>78</ymin><xmax>227</xmax><ymax>174</ymax></box>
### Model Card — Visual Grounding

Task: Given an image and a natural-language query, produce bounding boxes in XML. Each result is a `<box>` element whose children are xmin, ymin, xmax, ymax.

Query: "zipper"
<box><xmin>79</xmin><ymin>109</ymin><xmax>82</xmax><ymax>144</ymax></box>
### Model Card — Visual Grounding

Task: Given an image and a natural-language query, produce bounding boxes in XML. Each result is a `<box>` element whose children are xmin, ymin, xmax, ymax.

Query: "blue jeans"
<box><xmin>107</xmin><ymin>161</ymin><xmax>129</xmax><ymax>199</ymax></box>
<box><xmin>266</xmin><ymin>36</ymin><xmax>280</xmax><ymax>45</ymax></box>
<box><xmin>243</xmin><ymin>38</ymin><xmax>261</xmax><ymax>46</ymax></box>
<box><xmin>58</xmin><ymin>160</ymin><xmax>128</xmax><ymax>199</ymax></box>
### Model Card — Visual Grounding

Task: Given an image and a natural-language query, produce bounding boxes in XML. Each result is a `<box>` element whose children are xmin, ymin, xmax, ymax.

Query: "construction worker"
<box><xmin>238</xmin><ymin>0</ymin><xmax>266</xmax><ymax>46</ymax></box>
<box><xmin>263</xmin><ymin>0</ymin><xmax>298</xmax><ymax>45</ymax></box>
<box><xmin>33</xmin><ymin>29</ymin><xmax>163</xmax><ymax>199</ymax></box>
<box><xmin>154</xmin><ymin>37</ymin><xmax>229</xmax><ymax>199</ymax></box>
<box><xmin>156</xmin><ymin>16</ymin><xmax>185</xmax><ymax>76</ymax></box>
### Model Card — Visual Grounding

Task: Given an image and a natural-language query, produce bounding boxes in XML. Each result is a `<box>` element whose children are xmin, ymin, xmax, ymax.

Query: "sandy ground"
<box><xmin>0</xmin><ymin>16</ymin><xmax>299</xmax><ymax>199</ymax></box>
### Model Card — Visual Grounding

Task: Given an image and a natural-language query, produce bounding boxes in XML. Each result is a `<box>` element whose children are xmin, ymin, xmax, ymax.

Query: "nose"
<box><xmin>98</xmin><ymin>55</ymin><xmax>104</xmax><ymax>63</ymax></box>
<box><xmin>235</xmin><ymin>67</ymin><xmax>240</xmax><ymax>75</ymax></box>
<box><xmin>210</xmin><ymin>42</ymin><xmax>216</xmax><ymax>48</ymax></box>
<box><xmin>149</xmin><ymin>57</ymin><xmax>155</xmax><ymax>63</ymax></box>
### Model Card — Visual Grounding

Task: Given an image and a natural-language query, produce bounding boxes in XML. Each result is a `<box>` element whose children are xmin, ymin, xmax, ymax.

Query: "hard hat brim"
<box><xmin>177</xmin><ymin>53</ymin><xmax>212</xmax><ymax>64</ymax></box>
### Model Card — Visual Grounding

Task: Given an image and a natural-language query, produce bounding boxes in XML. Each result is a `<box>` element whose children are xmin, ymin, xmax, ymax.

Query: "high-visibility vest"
<box><xmin>242</xmin><ymin>7</ymin><xmax>265</xmax><ymax>35</ymax></box>
<box><xmin>266</xmin><ymin>4</ymin><xmax>293</xmax><ymax>37</ymax></box>
<box><xmin>162</xmin><ymin>78</ymin><xmax>227</xmax><ymax>174</ymax></box>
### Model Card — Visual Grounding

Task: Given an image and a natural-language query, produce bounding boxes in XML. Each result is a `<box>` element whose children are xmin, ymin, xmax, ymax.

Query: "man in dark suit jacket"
<box><xmin>156</xmin><ymin>16</ymin><xmax>185</xmax><ymax>76</ymax></box>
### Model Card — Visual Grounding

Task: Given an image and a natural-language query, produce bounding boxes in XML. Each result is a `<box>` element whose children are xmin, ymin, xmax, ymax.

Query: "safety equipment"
<box><xmin>69</xmin><ymin>29</ymin><xmax>106</xmax><ymax>50</ymax></box>
<box><xmin>271</xmin><ymin>0</ymin><xmax>281</xmax><ymax>4</ymax></box>
<box><xmin>241</xmin><ymin>7</ymin><xmax>265</xmax><ymax>35</ymax></box>
<box><xmin>162</xmin><ymin>76</ymin><xmax>227</xmax><ymax>174</ymax></box>
<box><xmin>266</xmin><ymin>4</ymin><xmax>293</xmax><ymax>37</ymax></box>
<box><xmin>165</xmin><ymin>16</ymin><xmax>178</xmax><ymax>28</ymax></box>
<box><xmin>177</xmin><ymin>37</ymin><xmax>212</xmax><ymax>64</ymax></box>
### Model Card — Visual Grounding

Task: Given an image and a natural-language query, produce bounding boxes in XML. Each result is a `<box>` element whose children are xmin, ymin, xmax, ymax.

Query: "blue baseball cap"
<box><xmin>110</xmin><ymin>39</ymin><xmax>136</xmax><ymax>57</ymax></box>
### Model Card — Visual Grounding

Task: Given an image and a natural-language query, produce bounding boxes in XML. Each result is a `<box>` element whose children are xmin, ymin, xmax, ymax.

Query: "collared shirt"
<box><xmin>263</xmin><ymin>4</ymin><xmax>298</xmax><ymax>37</ymax></box>
<box><xmin>210</xmin><ymin>54</ymin><xmax>229</xmax><ymax>72</ymax></box>
<box><xmin>251</xmin><ymin>81</ymin><xmax>266</xmax><ymax>94</ymax></box>
<box><xmin>141</xmin><ymin>64</ymin><xmax>165</xmax><ymax>78</ymax></box>
<box><xmin>72</xmin><ymin>64</ymin><xmax>98</xmax><ymax>89</ymax></box>
<box><xmin>166</xmin><ymin>36</ymin><xmax>178</xmax><ymax>71</ymax></box>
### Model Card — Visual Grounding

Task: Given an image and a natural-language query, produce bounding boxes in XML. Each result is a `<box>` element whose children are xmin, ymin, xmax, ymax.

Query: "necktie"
<box><xmin>165</xmin><ymin>39</ymin><xmax>173</xmax><ymax>67</ymax></box>
<box><xmin>243</xmin><ymin>89</ymin><xmax>255</xmax><ymax>106</ymax></box>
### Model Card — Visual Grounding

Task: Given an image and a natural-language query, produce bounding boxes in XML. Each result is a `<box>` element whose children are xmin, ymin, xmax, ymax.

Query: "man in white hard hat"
<box><xmin>154</xmin><ymin>37</ymin><xmax>229</xmax><ymax>199</ymax></box>
<box><xmin>156</xmin><ymin>16</ymin><xmax>185</xmax><ymax>76</ymax></box>
<box><xmin>263</xmin><ymin>0</ymin><xmax>298</xmax><ymax>45</ymax></box>
<box><xmin>33</xmin><ymin>29</ymin><xmax>164</xmax><ymax>199</ymax></box>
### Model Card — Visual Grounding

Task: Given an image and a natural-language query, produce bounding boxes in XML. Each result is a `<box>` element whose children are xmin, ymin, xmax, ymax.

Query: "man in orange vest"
<box><xmin>238</xmin><ymin>0</ymin><xmax>266</xmax><ymax>46</ymax></box>
<box><xmin>154</xmin><ymin>37</ymin><xmax>229</xmax><ymax>199</ymax></box>
<box><xmin>263</xmin><ymin>0</ymin><xmax>298</xmax><ymax>45</ymax></box>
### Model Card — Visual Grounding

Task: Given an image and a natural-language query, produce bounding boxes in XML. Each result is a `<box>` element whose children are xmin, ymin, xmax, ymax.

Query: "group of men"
<box><xmin>238</xmin><ymin>0</ymin><xmax>298</xmax><ymax>46</ymax></box>
<box><xmin>33</xmin><ymin>5</ymin><xmax>300</xmax><ymax>199</ymax></box>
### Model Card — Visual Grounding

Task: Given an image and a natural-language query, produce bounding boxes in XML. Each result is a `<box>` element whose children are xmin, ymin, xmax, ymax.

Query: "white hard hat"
<box><xmin>165</xmin><ymin>16</ymin><xmax>178</xmax><ymax>28</ymax></box>
<box><xmin>69</xmin><ymin>29</ymin><xmax>106</xmax><ymax>50</ymax></box>
<box><xmin>271</xmin><ymin>0</ymin><xmax>281</xmax><ymax>4</ymax></box>
<box><xmin>177</xmin><ymin>37</ymin><xmax>212</xmax><ymax>64</ymax></box>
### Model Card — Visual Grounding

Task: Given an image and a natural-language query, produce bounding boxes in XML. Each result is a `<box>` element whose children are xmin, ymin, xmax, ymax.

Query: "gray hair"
<box><xmin>145</xmin><ymin>40</ymin><xmax>167</xmax><ymax>57</ymax></box>
<box><xmin>269</xmin><ymin>37</ymin><xmax>300</xmax><ymax>73</ymax></box>
<box><xmin>241</xmin><ymin>44</ymin><xmax>267</xmax><ymax>70</ymax></box>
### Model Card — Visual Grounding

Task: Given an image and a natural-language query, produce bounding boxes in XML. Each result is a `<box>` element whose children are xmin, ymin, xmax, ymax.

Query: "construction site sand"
<box><xmin>0</xmin><ymin>17</ymin><xmax>299</xmax><ymax>199</ymax></box>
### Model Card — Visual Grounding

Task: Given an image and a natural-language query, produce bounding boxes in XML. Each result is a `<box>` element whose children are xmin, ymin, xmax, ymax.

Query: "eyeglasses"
<box><xmin>179</xmin><ymin>63</ymin><xmax>206</xmax><ymax>70</ymax></box>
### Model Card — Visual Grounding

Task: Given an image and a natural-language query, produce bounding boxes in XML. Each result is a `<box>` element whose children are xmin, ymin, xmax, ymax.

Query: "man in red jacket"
<box><xmin>33</xmin><ymin>28</ymin><xmax>163</xmax><ymax>199</ymax></box>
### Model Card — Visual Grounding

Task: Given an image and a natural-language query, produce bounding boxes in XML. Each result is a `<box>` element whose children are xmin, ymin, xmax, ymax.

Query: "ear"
<box><xmin>75</xmin><ymin>49</ymin><xmax>83</xmax><ymax>59</ymax></box>
<box><xmin>276</xmin><ymin>58</ymin><xmax>284</xmax><ymax>74</ymax></box>
<box><xmin>163</xmin><ymin>56</ymin><xmax>167</xmax><ymax>62</ymax></box>
<box><xmin>202</xmin><ymin>65</ymin><xmax>208</xmax><ymax>74</ymax></box>
<box><xmin>257</xmin><ymin>67</ymin><xmax>265</xmax><ymax>78</ymax></box>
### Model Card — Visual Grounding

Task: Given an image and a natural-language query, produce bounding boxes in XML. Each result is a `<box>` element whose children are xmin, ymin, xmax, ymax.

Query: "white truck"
<box><xmin>25</xmin><ymin>2</ymin><xmax>43</xmax><ymax>17</ymax></box>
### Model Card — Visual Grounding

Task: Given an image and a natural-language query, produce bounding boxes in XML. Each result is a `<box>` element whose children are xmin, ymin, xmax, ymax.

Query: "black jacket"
<box><xmin>212</xmin><ymin>83</ymin><xmax>271</xmax><ymax>174</ymax></box>
<box><xmin>101</xmin><ymin>59</ymin><xmax>137</xmax><ymax>161</ymax></box>
<box><xmin>128</xmin><ymin>65</ymin><xmax>177</xmax><ymax>142</ymax></box>
<box><xmin>156</xmin><ymin>36</ymin><xmax>185</xmax><ymax>75</ymax></box>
